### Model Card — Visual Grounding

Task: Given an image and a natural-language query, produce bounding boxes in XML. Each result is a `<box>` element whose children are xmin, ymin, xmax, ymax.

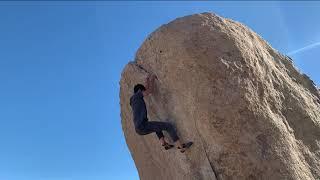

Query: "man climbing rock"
<box><xmin>129</xmin><ymin>73</ymin><xmax>192</xmax><ymax>153</ymax></box>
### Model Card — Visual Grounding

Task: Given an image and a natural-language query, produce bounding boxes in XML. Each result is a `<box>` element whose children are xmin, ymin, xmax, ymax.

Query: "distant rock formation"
<box><xmin>119</xmin><ymin>12</ymin><xmax>320</xmax><ymax>180</ymax></box>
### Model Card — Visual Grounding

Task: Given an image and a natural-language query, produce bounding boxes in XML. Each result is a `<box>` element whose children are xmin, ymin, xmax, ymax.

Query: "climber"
<box><xmin>129</xmin><ymin>73</ymin><xmax>193</xmax><ymax>153</ymax></box>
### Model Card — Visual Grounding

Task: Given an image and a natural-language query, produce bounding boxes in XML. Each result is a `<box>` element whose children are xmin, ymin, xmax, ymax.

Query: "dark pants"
<box><xmin>136</xmin><ymin>121</ymin><xmax>179</xmax><ymax>142</ymax></box>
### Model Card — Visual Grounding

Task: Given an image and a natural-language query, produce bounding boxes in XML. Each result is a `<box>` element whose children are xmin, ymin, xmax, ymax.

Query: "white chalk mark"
<box><xmin>287</xmin><ymin>42</ymin><xmax>320</xmax><ymax>56</ymax></box>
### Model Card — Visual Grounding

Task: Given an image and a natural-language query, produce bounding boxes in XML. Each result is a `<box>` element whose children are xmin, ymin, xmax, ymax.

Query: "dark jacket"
<box><xmin>129</xmin><ymin>90</ymin><xmax>148</xmax><ymax>130</ymax></box>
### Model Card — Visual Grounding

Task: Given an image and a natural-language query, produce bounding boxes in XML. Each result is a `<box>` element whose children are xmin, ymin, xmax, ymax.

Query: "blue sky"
<box><xmin>0</xmin><ymin>2</ymin><xmax>319</xmax><ymax>180</ymax></box>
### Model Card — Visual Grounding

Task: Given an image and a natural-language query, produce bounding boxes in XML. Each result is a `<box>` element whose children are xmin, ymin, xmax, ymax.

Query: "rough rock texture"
<box><xmin>120</xmin><ymin>12</ymin><xmax>320</xmax><ymax>180</ymax></box>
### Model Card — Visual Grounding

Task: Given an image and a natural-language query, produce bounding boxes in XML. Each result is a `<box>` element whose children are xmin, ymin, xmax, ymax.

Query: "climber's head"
<box><xmin>134</xmin><ymin>84</ymin><xmax>146</xmax><ymax>93</ymax></box>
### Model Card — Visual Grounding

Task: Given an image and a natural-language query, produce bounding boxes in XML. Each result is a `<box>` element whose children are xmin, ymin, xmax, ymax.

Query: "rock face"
<box><xmin>119</xmin><ymin>12</ymin><xmax>320</xmax><ymax>180</ymax></box>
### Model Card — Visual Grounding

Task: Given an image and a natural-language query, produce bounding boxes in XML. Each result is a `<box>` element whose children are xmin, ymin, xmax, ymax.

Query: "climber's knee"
<box><xmin>135</xmin><ymin>128</ymin><xmax>147</xmax><ymax>135</ymax></box>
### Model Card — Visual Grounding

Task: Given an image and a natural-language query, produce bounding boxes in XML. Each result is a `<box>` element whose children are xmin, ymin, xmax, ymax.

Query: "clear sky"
<box><xmin>0</xmin><ymin>1</ymin><xmax>319</xmax><ymax>180</ymax></box>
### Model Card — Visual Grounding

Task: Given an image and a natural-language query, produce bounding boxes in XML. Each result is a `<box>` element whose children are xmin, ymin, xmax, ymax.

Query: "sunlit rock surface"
<box><xmin>120</xmin><ymin>12</ymin><xmax>320</xmax><ymax>180</ymax></box>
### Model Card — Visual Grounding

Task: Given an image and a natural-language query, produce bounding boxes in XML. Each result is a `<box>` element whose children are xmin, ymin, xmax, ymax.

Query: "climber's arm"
<box><xmin>143</xmin><ymin>74</ymin><xmax>157</xmax><ymax>96</ymax></box>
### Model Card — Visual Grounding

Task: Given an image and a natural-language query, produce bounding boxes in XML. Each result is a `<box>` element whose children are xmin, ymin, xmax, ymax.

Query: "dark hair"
<box><xmin>134</xmin><ymin>84</ymin><xmax>146</xmax><ymax>93</ymax></box>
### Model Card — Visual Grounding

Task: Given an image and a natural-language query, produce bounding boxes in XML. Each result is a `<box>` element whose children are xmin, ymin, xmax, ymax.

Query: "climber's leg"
<box><xmin>137</xmin><ymin>121</ymin><xmax>193</xmax><ymax>152</ymax></box>
<box><xmin>136</xmin><ymin>121</ymin><xmax>175</xmax><ymax>150</ymax></box>
<box><xmin>143</xmin><ymin>121</ymin><xmax>180</xmax><ymax>142</ymax></box>
<box><xmin>155</xmin><ymin>130</ymin><xmax>165</xmax><ymax>140</ymax></box>
<box><xmin>135</xmin><ymin>122</ymin><xmax>166</xmax><ymax>141</ymax></box>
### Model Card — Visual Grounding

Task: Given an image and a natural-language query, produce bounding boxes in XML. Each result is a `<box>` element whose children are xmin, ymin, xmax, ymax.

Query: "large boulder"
<box><xmin>119</xmin><ymin>12</ymin><xmax>320</xmax><ymax>180</ymax></box>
